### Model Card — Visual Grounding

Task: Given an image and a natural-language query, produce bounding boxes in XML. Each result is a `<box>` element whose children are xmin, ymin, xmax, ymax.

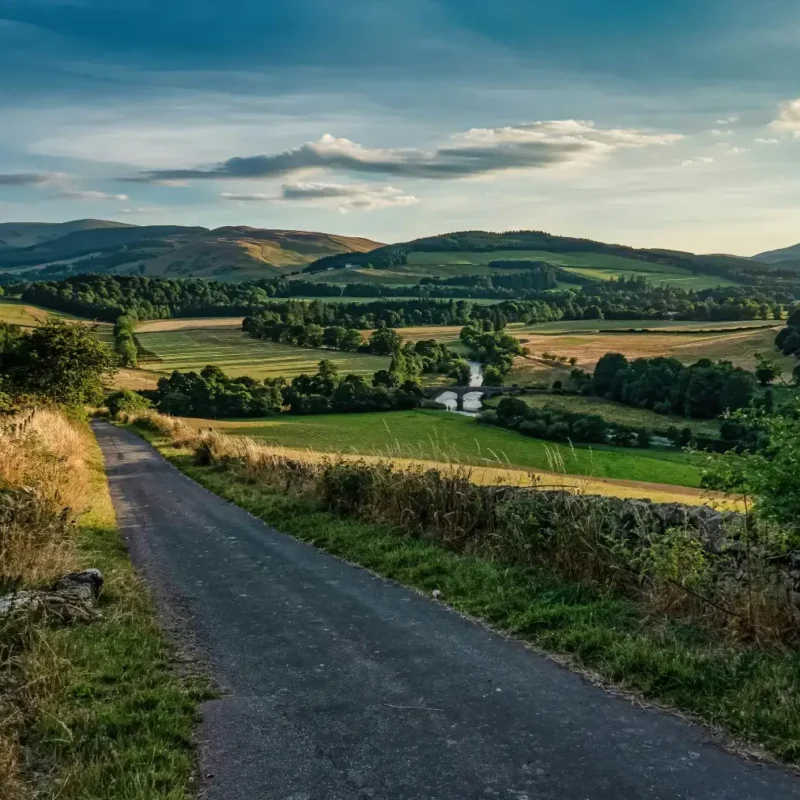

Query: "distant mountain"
<box><xmin>0</xmin><ymin>219</ymin><xmax>136</xmax><ymax>250</ymax></box>
<box><xmin>0</xmin><ymin>220</ymin><xmax>382</xmax><ymax>281</ymax></box>
<box><xmin>753</xmin><ymin>243</ymin><xmax>800</xmax><ymax>264</ymax></box>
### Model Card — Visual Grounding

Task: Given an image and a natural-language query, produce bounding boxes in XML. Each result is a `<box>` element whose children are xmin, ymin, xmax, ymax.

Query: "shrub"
<box><xmin>105</xmin><ymin>389</ymin><xmax>152</xmax><ymax>417</ymax></box>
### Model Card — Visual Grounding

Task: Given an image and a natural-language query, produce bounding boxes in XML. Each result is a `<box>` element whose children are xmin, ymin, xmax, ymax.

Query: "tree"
<box><xmin>5</xmin><ymin>320</ymin><xmax>117</xmax><ymax>405</ymax></box>
<box><xmin>592</xmin><ymin>352</ymin><xmax>628</xmax><ymax>396</ymax></box>
<box><xmin>368</xmin><ymin>328</ymin><xmax>402</xmax><ymax>355</ymax></box>
<box><xmin>340</xmin><ymin>329</ymin><xmax>364</xmax><ymax>351</ymax></box>
<box><xmin>754</xmin><ymin>354</ymin><xmax>779</xmax><ymax>386</ymax></box>
<box><xmin>583</xmin><ymin>305</ymin><xmax>604</xmax><ymax>320</ymax></box>
<box><xmin>482</xmin><ymin>365</ymin><xmax>505</xmax><ymax>385</ymax></box>
<box><xmin>704</xmin><ymin>403</ymin><xmax>800</xmax><ymax>538</ymax></box>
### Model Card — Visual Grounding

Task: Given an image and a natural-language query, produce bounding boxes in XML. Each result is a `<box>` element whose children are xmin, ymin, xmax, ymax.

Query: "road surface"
<box><xmin>93</xmin><ymin>422</ymin><xmax>800</xmax><ymax>800</ymax></box>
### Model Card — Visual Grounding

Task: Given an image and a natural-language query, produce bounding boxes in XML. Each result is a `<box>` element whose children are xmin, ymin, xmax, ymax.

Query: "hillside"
<box><xmin>753</xmin><ymin>243</ymin><xmax>800</xmax><ymax>265</ymax></box>
<box><xmin>0</xmin><ymin>221</ymin><xmax>382</xmax><ymax>281</ymax></box>
<box><xmin>0</xmin><ymin>219</ymin><xmax>136</xmax><ymax>250</ymax></box>
<box><xmin>300</xmin><ymin>229</ymin><xmax>775</xmax><ymax>289</ymax></box>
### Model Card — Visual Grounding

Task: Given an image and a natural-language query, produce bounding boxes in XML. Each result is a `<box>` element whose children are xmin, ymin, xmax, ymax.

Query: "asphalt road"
<box><xmin>93</xmin><ymin>421</ymin><xmax>800</xmax><ymax>800</ymax></box>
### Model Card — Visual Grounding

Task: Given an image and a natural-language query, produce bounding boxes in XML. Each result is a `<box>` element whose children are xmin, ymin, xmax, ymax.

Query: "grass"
<box><xmin>184</xmin><ymin>409</ymin><xmax>704</xmax><ymax>489</ymax></box>
<box><xmin>484</xmin><ymin>393</ymin><xmax>720</xmax><ymax>437</ymax></box>
<box><xmin>138</xmin><ymin>430</ymin><xmax>800</xmax><ymax>765</ymax></box>
<box><xmin>0</xmin><ymin>298</ymin><xmax>88</xmax><ymax>328</ymax></box>
<box><xmin>0</xmin><ymin>412</ymin><xmax>205</xmax><ymax>799</ymax></box>
<box><xmin>136</xmin><ymin>328</ymin><xmax>390</xmax><ymax>381</ymax></box>
<box><xmin>401</xmin><ymin>250</ymin><xmax>739</xmax><ymax>289</ymax></box>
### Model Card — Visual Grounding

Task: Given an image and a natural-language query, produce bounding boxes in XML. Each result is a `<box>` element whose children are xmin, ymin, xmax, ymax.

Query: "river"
<box><xmin>434</xmin><ymin>361</ymin><xmax>484</xmax><ymax>414</ymax></box>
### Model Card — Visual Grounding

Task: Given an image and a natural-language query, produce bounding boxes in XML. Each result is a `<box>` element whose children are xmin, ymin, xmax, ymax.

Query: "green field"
<box><xmin>404</xmin><ymin>250</ymin><xmax>738</xmax><ymax>289</ymax></box>
<box><xmin>136</xmin><ymin>328</ymin><xmax>390</xmax><ymax>380</ymax></box>
<box><xmin>300</xmin><ymin>249</ymin><xmax>739</xmax><ymax>289</ymax></box>
<box><xmin>204</xmin><ymin>410</ymin><xmax>703</xmax><ymax>488</ymax></box>
<box><xmin>485</xmin><ymin>393</ymin><xmax>720</xmax><ymax>437</ymax></box>
<box><xmin>0</xmin><ymin>297</ymin><xmax>86</xmax><ymax>327</ymax></box>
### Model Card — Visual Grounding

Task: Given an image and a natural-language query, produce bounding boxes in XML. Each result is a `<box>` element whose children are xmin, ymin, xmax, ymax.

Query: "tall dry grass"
<box><xmin>0</xmin><ymin>408</ymin><xmax>93</xmax><ymax>800</ymax></box>
<box><xmin>125</xmin><ymin>409</ymin><xmax>799</xmax><ymax>644</ymax></box>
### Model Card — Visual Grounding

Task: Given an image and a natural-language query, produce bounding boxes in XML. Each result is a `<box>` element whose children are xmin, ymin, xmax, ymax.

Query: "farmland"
<box><xmin>135</xmin><ymin>328</ymin><xmax>389</xmax><ymax>383</ymax></box>
<box><xmin>305</xmin><ymin>249</ymin><xmax>740</xmax><ymax>289</ymax></box>
<box><xmin>511</xmin><ymin>318</ymin><xmax>781</xmax><ymax>334</ymax></box>
<box><xmin>510</xmin><ymin>325</ymin><xmax>792</xmax><ymax>376</ymax></box>
<box><xmin>189</xmin><ymin>409</ymin><xmax>703</xmax><ymax>490</ymax></box>
<box><xmin>0</xmin><ymin>297</ymin><xmax>88</xmax><ymax>327</ymax></box>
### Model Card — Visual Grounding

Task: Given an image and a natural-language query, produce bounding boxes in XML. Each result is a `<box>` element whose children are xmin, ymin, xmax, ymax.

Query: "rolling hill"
<box><xmin>300</xmin><ymin>229</ymin><xmax>777</xmax><ymax>289</ymax></box>
<box><xmin>0</xmin><ymin>220</ymin><xmax>382</xmax><ymax>281</ymax></box>
<box><xmin>753</xmin><ymin>243</ymin><xmax>800</xmax><ymax>265</ymax></box>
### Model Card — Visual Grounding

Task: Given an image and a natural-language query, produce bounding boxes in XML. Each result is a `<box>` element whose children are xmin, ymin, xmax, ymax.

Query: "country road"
<box><xmin>93</xmin><ymin>421</ymin><xmax>800</xmax><ymax>800</ymax></box>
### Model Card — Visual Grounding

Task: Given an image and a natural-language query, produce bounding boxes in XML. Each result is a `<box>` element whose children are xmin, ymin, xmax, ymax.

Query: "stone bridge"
<box><xmin>422</xmin><ymin>385</ymin><xmax>530</xmax><ymax>411</ymax></box>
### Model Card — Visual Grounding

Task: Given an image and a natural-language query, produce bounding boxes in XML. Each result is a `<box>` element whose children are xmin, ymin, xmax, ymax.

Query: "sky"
<box><xmin>1</xmin><ymin>0</ymin><xmax>800</xmax><ymax>255</ymax></box>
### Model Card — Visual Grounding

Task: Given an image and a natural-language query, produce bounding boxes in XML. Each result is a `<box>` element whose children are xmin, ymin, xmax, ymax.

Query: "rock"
<box><xmin>0</xmin><ymin>569</ymin><xmax>104</xmax><ymax>624</ymax></box>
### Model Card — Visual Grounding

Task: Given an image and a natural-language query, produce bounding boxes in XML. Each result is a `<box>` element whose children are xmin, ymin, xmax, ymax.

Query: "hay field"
<box><xmin>136</xmin><ymin>327</ymin><xmax>390</xmax><ymax>381</ymax></box>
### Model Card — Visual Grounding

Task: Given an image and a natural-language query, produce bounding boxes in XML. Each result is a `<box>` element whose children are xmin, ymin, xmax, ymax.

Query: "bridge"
<box><xmin>422</xmin><ymin>385</ymin><xmax>530</xmax><ymax>411</ymax></box>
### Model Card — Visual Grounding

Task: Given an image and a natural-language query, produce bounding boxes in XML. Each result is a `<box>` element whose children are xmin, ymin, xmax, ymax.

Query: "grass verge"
<box><xmin>137</xmin><ymin>425</ymin><xmax>800</xmax><ymax>766</ymax></box>
<box><xmin>14</xmin><ymin>421</ymin><xmax>209</xmax><ymax>800</ymax></box>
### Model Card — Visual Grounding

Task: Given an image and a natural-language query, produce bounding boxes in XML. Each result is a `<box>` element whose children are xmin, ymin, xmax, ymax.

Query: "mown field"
<box><xmin>136</xmin><ymin>328</ymin><xmax>390</xmax><ymax>381</ymax></box>
<box><xmin>510</xmin><ymin>326</ymin><xmax>791</xmax><ymax>376</ymax></box>
<box><xmin>190</xmin><ymin>409</ymin><xmax>704</xmax><ymax>490</ymax></box>
<box><xmin>511</xmin><ymin>318</ymin><xmax>781</xmax><ymax>334</ymax></box>
<box><xmin>305</xmin><ymin>250</ymin><xmax>739</xmax><ymax>289</ymax></box>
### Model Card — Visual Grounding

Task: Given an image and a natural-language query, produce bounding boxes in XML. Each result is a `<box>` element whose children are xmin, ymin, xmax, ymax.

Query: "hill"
<box><xmin>753</xmin><ymin>243</ymin><xmax>800</xmax><ymax>265</ymax></box>
<box><xmin>300</xmin><ymin>229</ymin><xmax>775</xmax><ymax>289</ymax></box>
<box><xmin>0</xmin><ymin>219</ymin><xmax>136</xmax><ymax>250</ymax></box>
<box><xmin>0</xmin><ymin>221</ymin><xmax>382</xmax><ymax>281</ymax></box>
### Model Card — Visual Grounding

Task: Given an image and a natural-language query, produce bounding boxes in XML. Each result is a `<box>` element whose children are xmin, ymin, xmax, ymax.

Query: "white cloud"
<box><xmin>709</xmin><ymin>129</ymin><xmax>733</xmax><ymax>136</ymax></box>
<box><xmin>755</xmin><ymin>137</ymin><xmax>780</xmax><ymax>145</ymax></box>
<box><xmin>769</xmin><ymin>98</ymin><xmax>800</xmax><ymax>136</ymax></box>
<box><xmin>680</xmin><ymin>157</ymin><xmax>715</xmax><ymax>167</ymax></box>
<box><xmin>57</xmin><ymin>189</ymin><xmax>129</xmax><ymax>201</ymax></box>
<box><xmin>715</xmin><ymin>143</ymin><xmax>747</xmax><ymax>155</ymax></box>
<box><xmin>140</xmin><ymin>119</ymin><xmax>684</xmax><ymax>183</ymax></box>
<box><xmin>715</xmin><ymin>117</ymin><xmax>739</xmax><ymax>125</ymax></box>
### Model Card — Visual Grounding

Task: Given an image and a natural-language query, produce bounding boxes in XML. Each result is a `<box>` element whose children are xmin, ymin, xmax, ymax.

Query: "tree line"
<box><xmin>14</xmin><ymin>273</ymin><xmax>795</xmax><ymax>326</ymax></box>
<box><xmin>586</xmin><ymin>353</ymin><xmax>757</xmax><ymax>419</ymax></box>
<box><xmin>148</xmin><ymin>360</ymin><xmax>424</xmax><ymax>419</ymax></box>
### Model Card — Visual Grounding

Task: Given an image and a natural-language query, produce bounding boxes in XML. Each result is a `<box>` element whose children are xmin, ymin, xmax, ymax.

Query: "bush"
<box><xmin>105</xmin><ymin>389</ymin><xmax>152</xmax><ymax>417</ymax></box>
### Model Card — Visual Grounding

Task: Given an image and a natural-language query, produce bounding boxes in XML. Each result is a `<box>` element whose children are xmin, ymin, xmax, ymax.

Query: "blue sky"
<box><xmin>1</xmin><ymin>0</ymin><xmax>799</xmax><ymax>254</ymax></box>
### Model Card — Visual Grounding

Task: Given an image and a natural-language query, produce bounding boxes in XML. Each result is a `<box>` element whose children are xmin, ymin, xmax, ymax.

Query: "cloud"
<box><xmin>57</xmin><ymin>189</ymin><xmax>129</xmax><ymax>200</ymax></box>
<box><xmin>755</xmin><ymin>137</ymin><xmax>780</xmax><ymax>145</ymax></box>
<box><xmin>709</xmin><ymin>128</ymin><xmax>733</xmax><ymax>136</ymax></box>
<box><xmin>0</xmin><ymin>172</ymin><xmax>61</xmax><ymax>186</ymax></box>
<box><xmin>220</xmin><ymin>192</ymin><xmax>272</xmax><ymax>202</ymax></box>
<box><xmin>715</xmin><ymin>117</ymin><xmax>739</xmax><ymax>125</ymax></box>
<box><xmin>681</xmin><ymin>157</ymin><xmax>715</xmax><ymax>167</ymax></box>
<box><xmin>769</xmin><ymin>98</ymin><xmax>800</xmax><ymax>136</ymax></box>
<box><xmin>715</xmin><ymin>144</ymin><xmax>747</xmax><ymax>155</ymax></box>
<box><xmin>222</xmin><ymin>183</ymin><xmax>419</xmax><ymax>212</ymax></box>
<box><xmin>136</xmin><ymin>120</ymin><xmax>683</xmax><ymax>183</ymax></box>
